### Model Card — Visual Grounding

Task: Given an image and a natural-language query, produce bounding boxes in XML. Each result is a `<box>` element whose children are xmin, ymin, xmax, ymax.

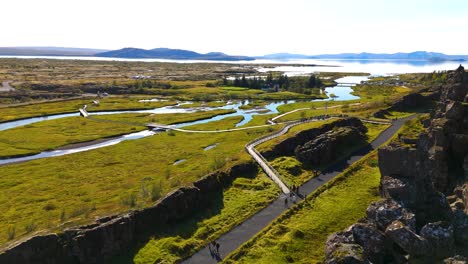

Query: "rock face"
<box><xmin>0</xmin><ymin>161</ymin><xmax>257</xmax><ymax>263</ymax></box>
<box><xmin>372</xmin><ymin>86</ymin><xmax>439</xmax><ymax>118</ymax></box>
<box><xmin>261</xmin><ymin>117</ymin><xmax>367</xmax><ymax>159</ymax></box>
<box><xmin>295</xmin><ymin>126</ymin><xmax>367</xmax><ymax>166</ymax></box>
<box><xmin>326</xmin><ymin>66</ymin><xmax>468</xmax><ymax>263</ymax></box>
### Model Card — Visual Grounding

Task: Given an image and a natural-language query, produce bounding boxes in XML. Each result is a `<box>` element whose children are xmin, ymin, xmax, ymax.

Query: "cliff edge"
<box><xmin>325</xmin><ymin>66</ymin><xmax>468</xmax><ymax>264</ymax></box>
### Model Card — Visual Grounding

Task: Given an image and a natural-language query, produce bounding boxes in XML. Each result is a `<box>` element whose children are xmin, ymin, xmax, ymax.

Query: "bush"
<box><xmin>60</xmin><ymin>209</ymin><xmax>66</xmax><ymax>222</ymax></box>
<box><xmin>7</xmin><ymin>225</ymin><xmax>15</xmax><ymax>240</ymax></box>
<box><xmin>25</xmin><ymin>220</ymin><xmax>37</xmax><ymax>233</ymax></box>
<box><xmin>121</xmin><ymin>193</ymin><xmax>137</xmax><ymax>207</ymax></box>
<box><xmin>210</xmin><ymin>156</ymin><xmax>226</xmax><ymax>171</ymax></box>
<box><xmin>151</xmin><ymin>181</ymin><xmax>163</xmax><ymax>201</ymax></box>
<box><xmin>43</xmin><ymin>203</ymin><xmax>57</xmax><ymax>211</ymax></box>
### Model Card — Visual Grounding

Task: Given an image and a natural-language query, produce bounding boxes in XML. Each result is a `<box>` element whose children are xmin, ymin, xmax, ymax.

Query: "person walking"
<box><xmin>216</xmin><ymin>242</ymin><xmax>220</xmax><ymax>254</ymax></box>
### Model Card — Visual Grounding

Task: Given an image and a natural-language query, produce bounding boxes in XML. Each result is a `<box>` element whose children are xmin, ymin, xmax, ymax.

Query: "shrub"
<box><xmin>25</xmin><ymin>220</ymin><xmax>37</xmax><ymax>233</ymax></box>
<box><xmin>121</xmin><ymin>193</ymin><xmax>137</xmax><ymax>207</ymax></box>
<box><xmin>151</xmin><ymin>181</ymin><xmax>163</xmax><ymax>201</ymax></box>
<box><xmin>60</xmin><ymin>209</ymin><xmax>66</xmax><ymax>222</ymax></box>
<box><xmin>7</xmin><ymin>225</ymin><xmax>15</xmax><ymax>240</ymax></box>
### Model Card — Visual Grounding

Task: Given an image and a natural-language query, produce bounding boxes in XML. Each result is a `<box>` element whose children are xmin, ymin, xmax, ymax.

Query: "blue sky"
<box><xmin>1</xmin><ymin>0</ymin><xmax>467</xmax><ymax>55</ymax></box>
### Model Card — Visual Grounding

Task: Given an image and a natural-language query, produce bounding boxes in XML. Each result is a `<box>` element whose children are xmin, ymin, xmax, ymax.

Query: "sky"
<box><xmin>1</xmin><ymin>0</ymin><xmax>467</xmax><ymax>55</ymax></box>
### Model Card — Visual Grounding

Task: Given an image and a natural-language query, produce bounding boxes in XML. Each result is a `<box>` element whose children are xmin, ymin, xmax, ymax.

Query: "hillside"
<box><xmin>96</xmin><ymin>48</ymin><xmax>254</xmax><ymax>61</ymax></box>
<box><xmin>261</xmin><ymin>51</ymin><xmax>468</xmax><ymax>61</ymax></box>
<box><xmin>0</xmin><ymin>47</ymin><xmax>109</xmax><ymax>56</ymax></box>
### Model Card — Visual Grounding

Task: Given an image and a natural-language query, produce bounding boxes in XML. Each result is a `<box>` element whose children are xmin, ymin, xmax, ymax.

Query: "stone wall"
<box><xmin>0</xmin><ymin>161</ymin><xmax>257</xmax><ymax>264</ymax></box>
<box><xmin>325</xmin><ymin>66</ymin><xmax>468</xmax><ymax>264</ymax></box>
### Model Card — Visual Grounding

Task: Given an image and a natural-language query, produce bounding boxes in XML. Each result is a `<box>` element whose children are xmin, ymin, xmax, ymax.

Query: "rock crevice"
<box><xmin>326</xmin><ymin>66</ymin><xmax>468</xmax><ymax>264</ymax></box>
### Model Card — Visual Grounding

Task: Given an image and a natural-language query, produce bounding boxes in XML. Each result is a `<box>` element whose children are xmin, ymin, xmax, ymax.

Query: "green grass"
<box><xmin>265</xmin><ymin>122</ymin><xmax>389</xmax><ymax>187</ymax></box>
<box><xmin>175</xmin><ymin>101</ymin><xmax>227</xmax><ymax>108</ymax></box>
<box><xmin>183</xmin><ymin>116</ymin><xmax>244</xmax><ymax>131</ymax></box>
<box><xmin>351</xmin><ymin>84</ymin><xmax>412</xmax><ymax>103</ymax></box>
<box><xmin>0</xmin><ymin>110</ymin><xmax>234</xmax><ymax>158</ymax></box>
<box><xmin>396</xmin><ymin>114</ymin><xmax>428</xmax><ymax>142</ymax></box>
<box><xmin>256</xmin><ymin>119</ymin><xmax>337</xmax><ymax>154</ymax></box>
<box><xmin>0</xmin><ymin>97</ymin><xmax>176</xmax><ymax>122</ymax></box>
<box><xmin>223</xmin><ymin>152</ymin><xmax>381</xmax><ymax>264</ymax></box>
<box><xmin>120</xmin><ymin>171</ymin><xmax>280</xmax><ymax>264</ymax></box>
<box><xmin>0</xmin><ymin>119</ymin><xmax>277</xmax><ymax>247</ymax></box>
<box><xmin>239</xmin><ymin>114</ymin><xmax>277</xmax><ymax>127</ymax></box>
<box><xmin>277</xmin><ymin>100</ymin><xmax>349</xmax><ymax>113</ymax></box>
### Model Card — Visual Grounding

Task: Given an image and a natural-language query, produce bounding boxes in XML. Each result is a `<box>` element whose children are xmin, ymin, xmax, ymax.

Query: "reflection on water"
<box><xmin>322</xmin><ymin>76</ymin><xmax>368</xmax><ymax>101</ymax></box>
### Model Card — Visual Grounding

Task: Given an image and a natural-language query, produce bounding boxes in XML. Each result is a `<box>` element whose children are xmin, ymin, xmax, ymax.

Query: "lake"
<box><xmin>0</xmin><ymin>56</ymin><xmax>465</xmax><ymax>75</ymax></box>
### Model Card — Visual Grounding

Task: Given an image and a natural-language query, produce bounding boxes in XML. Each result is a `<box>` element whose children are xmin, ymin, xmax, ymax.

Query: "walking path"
<box><xmin>270</xmin><ymin>103</ymin><xmax>361</xmax><ymax>123</ymax></box>
<box><xmin>0</xmin><ymin>81</ymin><xmax>16</xmax><ymax>92</ymax></box>
<box><xmin>182</xmin><ymin>115</ymin><xmax>415</xmax><ymax>263</ymax></box>
<box><xmin>245</xmin><ymin>119</ymin><xmax>318</xmax><ymax>194</ymax></box>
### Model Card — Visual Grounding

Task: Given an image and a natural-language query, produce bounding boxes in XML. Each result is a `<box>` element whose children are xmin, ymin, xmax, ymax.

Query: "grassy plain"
<box><xmin>0</xmin><ymin>117</ymin><xmax>278</xmax><ymax>247</ymax></box>
<box><xmin>0</xmin><ymin>97</ymin><xmax>176</xmax><ymax>122</ymax></box>
<box><xmin>0</xmin><ymin>109</ymin><xmax>234</xmax><ymax>158</ymax></box>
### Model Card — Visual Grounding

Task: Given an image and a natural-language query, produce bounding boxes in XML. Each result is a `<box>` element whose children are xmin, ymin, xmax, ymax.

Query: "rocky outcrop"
<box><xmin>0</xmin><ymin>161</ymin><xmax>257</xmax><ymax>263</ymax></box>
<box><xmin>326</xmin><ymin>66</ymin><xmax>468</xmax><ymax>263</ymax></box>
<box><xmin>388</xmin><ymin>90</ymin><xmax>438</xmax><ymax>112</ymax></box>
<box><xmin>295</xmin><ymin>126</ymin><xmax>367</xmax><ymax>166</ymax></box>
<box><xmin>372</xmin><ymin>86</ymin><xmax>439</xmax><ymax>119</ymax></box>
<box><xmin>261</xmin><ymin>117</ymin><xmax>367</xmax><ymax>159</ymax></box>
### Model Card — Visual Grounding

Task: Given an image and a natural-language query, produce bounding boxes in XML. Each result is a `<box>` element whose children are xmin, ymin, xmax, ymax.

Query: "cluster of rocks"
<box><xmin>0</xmin><ymin>162</ymin><xmax>257</xmax><ymax>263</ymax></box>
<box><xmin>295</xmin><ymin>125</ymin><xmax>367</xmax><ymax>166</ymax></box>
<box><xmin>373</xmin><ymin>87</ymin><xmax>439</xmax><ymax>119</ymax></box>
<box><xmin>325</xmin><ymin>66</ymin><xmax>468</xmax><ymax>264</ymax></box>
<box><xmin>262</xmin><ymin>117</ymin><xmax>367</xmax><ymax>159</ymax></box>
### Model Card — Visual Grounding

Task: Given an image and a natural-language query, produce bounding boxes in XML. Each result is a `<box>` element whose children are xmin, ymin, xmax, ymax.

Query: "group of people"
<box><xmin>284</xmin><ymin>184</ymin><xmax>308</xmax><ymax>207</ymax></box>
<box><xmin>291</xmin><ymin>185</ymin><xmax>300</xmax><ymax>195</ymax></box>
<box><xmin>209</xmin><ymin>240</ymin><xmax>221</xmax><ymax>260</ymax></box>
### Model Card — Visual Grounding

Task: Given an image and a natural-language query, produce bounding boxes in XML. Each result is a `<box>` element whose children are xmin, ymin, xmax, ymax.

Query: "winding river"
<box><xmin>0</xmin><ymin>77</ymin><xmax>365</xmax><ymax>165</ymax></box>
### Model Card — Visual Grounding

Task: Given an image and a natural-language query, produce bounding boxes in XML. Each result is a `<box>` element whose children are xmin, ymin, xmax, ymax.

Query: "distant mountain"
<box><xmin>260</xmin><ymin>53</ymin><xmax>313</xmax><ymax>60</ymax></box>
<box><xmin>260</xmin><ymin>51</ymin><xmax>467</xmax><ymax>61</ymax></box>
<box><xmin>96</xmin><ymin>48</ymin><xmax>254</xmax><ymax>61</ymax></box>
<box><xmin>0</xmin><ymin>47</ymin><xmax>109</xmax><ymax>56</ymax></box>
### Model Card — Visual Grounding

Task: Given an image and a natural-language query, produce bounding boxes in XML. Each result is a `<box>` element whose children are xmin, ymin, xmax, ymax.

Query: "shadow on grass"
<box><xmin>111</xmin><ymin>172</ymin><xmax>259</xmax><ymax>264</ymax></box>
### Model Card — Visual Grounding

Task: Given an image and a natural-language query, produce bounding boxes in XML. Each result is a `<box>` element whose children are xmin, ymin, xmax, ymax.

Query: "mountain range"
<box><xmin>0</xmin><ymin>47</ymin><xmax>109</xmax><ymax>56</ymax></box>
<box><xmin>0</xmin><ymin>47</ymin><xmax>466</xmax><ymax>62</ymax></box>
<box><xmin>260</xmin><ymin>51</ymin><xmax>468</xmax><ymax>61</ymax></box>
<box><xmin>95</xmin><ymin>48</ymin><xmax>254</xmax><ymax>61</ymax></box>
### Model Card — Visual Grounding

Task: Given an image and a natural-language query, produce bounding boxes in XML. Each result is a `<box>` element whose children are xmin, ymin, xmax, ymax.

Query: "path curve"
<box><xmin>0</xmin><ymin>81</ymin><xmax>16</xmax><ymax>92</ymax></box>
<box><xmin>245</xmin><ymin>118</ymin><xmax>330</xmax><ymax>194</ymax></box>
<box><xmin>182</xmin><ymin>115</ymin><xmax>415</xmax><ymax>264</ymax></box>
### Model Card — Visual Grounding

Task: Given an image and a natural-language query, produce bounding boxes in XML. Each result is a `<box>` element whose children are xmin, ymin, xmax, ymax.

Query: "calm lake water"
<box><xmin>0</xmin><ymin>55</ymin><xmax>465</xmax><ymax>75</ymax></box>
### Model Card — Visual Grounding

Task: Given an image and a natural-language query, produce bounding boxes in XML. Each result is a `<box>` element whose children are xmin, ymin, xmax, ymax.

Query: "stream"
<box><xmin>0</xmin><ymin>76</ymin><xmax>366</xmax><ymax>165</ymax></box>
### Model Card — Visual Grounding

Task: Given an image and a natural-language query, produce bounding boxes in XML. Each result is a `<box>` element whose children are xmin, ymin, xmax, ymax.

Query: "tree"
<box><xmin>241</xmin><ymin>74</ymin><xmax>248</xmax><ymax>87</ymax></box>
<box><xmin>329</xmin><ymin>93</ymin><xmax>338</xmax><ymax>100</ymax></box>
<box><xmin>308</xmin><ymin>74</ymin><xmax>316</xmax><ymax>88</ymax></box>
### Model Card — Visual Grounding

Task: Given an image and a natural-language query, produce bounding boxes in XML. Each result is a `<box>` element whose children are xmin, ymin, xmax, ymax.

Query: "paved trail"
<box><xmin>183</xmin><ymin>115</ymin><xmax>415</xmax><ymax>263</ymax></box>
<box><xmin>0</xmin><ymin>81</ymin><xmax>15</xmax><ymax>92</ymax></box>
